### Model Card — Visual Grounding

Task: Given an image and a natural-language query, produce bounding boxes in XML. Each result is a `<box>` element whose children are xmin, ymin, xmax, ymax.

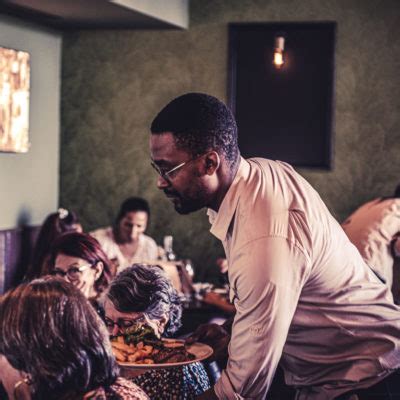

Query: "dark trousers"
<box><xmin>336</xmin><ymin>370</ymin><xmax>400</xmax><ymax>399</ymax></box>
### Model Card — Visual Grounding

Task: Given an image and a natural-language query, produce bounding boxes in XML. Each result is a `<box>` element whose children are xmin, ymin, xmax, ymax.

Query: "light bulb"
<box><xmin>273</xmin><ymin>36</ymin><xmax>285</xmax><ymax>68</ymax></box>
<box><xmin>273</xmin><ymin>50</ymin><xmax>284</xmax><ymax>67</ymax></box>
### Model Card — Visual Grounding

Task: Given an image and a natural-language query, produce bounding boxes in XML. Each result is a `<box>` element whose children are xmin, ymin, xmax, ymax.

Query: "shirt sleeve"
<box><xmin>393</xmin><ymin>236</ymin><xmax>400</xmax><ymax>258</ymax></box>
<box><xmin>141</xmin><ymin>235</ymin><xmax>160</xmax><ymax>261</ymax></box>
<box><xmin>391</xmin><ymin>201</ymin><xmax>400</xmax><ymax>257</ymax></box>
<box><xmin>214</xmin><ymin>235</ymin><xmax>310</xmax><ymax>399</ymax></box>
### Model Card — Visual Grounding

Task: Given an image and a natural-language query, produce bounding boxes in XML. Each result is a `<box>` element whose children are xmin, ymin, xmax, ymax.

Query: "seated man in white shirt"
<box><xmin>91</xmin><ymin>197</ymin><xmax>159</xmax><ymax>273</ymax></box>
<box><xmin>342</xmin><ymin>185</ymin><xmax>400</xmax><ymax>298</ymax></box>
<box><xmin>149</xmin><ymin>92</ymin><xmax>400</xmax><ymax>400</ymax></box>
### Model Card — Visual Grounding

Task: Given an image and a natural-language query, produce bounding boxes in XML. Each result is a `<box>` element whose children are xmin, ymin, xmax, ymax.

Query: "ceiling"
<box><xmin>0</xmin><ymin>0</ymin><xmax>189</xmax><ymax>30</ymax></box>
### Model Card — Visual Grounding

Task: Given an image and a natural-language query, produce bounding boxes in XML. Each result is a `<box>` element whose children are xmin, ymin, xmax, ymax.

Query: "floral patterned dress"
<box><xmin>83</xmin><ymin>377</ymin><xmax>149</xmax><ymax>399</ymax></box>
<box><xmin>131</xmin><ymin>362</ymin><xmax>210</xmax><ymax>399</ymax></box>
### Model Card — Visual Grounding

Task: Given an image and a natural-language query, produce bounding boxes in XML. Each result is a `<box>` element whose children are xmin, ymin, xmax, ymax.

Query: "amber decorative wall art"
<box><xmin>0</xmin><ymin>46</ymin><xmax>30</xmax><ymax>153</ymax></box>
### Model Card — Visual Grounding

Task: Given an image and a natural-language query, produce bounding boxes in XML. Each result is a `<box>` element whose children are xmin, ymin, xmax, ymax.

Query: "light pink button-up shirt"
<box><xmin>209</xmin><ymin>158</ymin><xmax>400</xmax><ymax>400</ymax></box>
<box><xmin>342</xmin><ymin>198</ymin><xmax>400</xmax><ymax>288</ymax></box>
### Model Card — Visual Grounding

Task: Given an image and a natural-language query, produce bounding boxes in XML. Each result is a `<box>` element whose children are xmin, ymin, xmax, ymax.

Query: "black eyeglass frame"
<box><xmin>104</xmin><ymin>315</ymin><xmax>146</xmax><ymax>331</ymax></box>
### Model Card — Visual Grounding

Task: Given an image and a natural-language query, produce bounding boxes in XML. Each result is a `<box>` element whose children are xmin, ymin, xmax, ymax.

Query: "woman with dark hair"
<box><xmin>0</xmin><ymin>277</ymin><xmax>148</xmax><ymax>400</ymax></box>
<box><xmin>104</xmin><ymin>264</ymin><xmax>210</xmax><ymax>399</ymax></box>
<box><xmin>91</xmin><ymin>197</ymin><xmax>159</xmax><ymax>272</ymax></box>
<box><xmin>48</xmin><ymin>232</ymin><xmax>113</xmax><ymax>300</ymax></box>
<box><xmin>25</xmin><ymin>208</ymin><xmax>82</xmax><ymax>280</ymax></box>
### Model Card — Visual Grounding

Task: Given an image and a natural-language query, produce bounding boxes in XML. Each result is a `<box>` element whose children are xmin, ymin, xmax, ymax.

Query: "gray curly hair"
<box><xmin>106</xmin><ymin>264</ymin><xmax>182</xmax><ymax>336</ymax></box>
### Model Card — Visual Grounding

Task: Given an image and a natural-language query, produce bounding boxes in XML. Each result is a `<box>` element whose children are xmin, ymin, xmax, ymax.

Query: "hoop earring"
<box><xmin>13</xmin><ymin>377</ymin><xmax>31</xmax><ymax>400</ymax></box>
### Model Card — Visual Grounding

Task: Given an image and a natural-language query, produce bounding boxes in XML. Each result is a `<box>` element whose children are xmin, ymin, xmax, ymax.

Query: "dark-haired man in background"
<box><xmin>149</xmin><ymin>93</ymin><xmax>400</xmax><ymax>399</ymax></box>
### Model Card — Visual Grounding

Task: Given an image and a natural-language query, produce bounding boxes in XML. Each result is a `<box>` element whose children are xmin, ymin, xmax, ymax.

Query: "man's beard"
<box><xmin>164</xmin><ymin>188</ymin><xmax>207</xmax><ymax>215</ymax></box>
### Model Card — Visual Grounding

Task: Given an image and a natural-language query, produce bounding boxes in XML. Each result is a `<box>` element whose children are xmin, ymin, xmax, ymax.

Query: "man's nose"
<box><xmin>157</xmin><ymin>175</ymin><xmax>170</xmax><ymax>189</ymax></box>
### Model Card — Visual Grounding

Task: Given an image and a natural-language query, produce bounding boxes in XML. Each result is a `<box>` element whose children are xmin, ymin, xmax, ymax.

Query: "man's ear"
<box><xmin>204</xmin><ymin>151</ymin><xmax>220</xmax><ymax>175</ymax></box>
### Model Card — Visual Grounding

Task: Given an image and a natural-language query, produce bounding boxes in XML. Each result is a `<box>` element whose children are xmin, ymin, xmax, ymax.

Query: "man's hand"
<box><xmin>186</xmin><ymin>323</ymin><xmax>230</xmax><ymax>368</ymax></box>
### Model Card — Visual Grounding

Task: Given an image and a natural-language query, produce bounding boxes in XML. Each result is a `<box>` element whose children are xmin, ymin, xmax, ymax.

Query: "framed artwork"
<box><xmin>228</xmin><ymin>22</ymin><xmax>336</xmax><ymax>169</ymax></box>
<box><xmin>0</xmin><ymin>46</ymin><xmax>30</xmax><ymax>153</ymax></box>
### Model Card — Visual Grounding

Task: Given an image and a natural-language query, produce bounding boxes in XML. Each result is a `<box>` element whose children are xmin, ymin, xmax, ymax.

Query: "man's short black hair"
<box><xmin>151</xmin><ymin>93</ymin><xmax>239</xmax><ymax>167</ymax></box>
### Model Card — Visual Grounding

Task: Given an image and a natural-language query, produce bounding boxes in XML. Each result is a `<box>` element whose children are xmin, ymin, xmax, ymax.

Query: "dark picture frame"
<box><xmin>228</xmin><ymin>22</ymin><xmax>336</xmax><ymax>169</ymax></box>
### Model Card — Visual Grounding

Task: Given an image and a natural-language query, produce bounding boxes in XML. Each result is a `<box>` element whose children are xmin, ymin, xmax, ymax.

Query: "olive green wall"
<box><xmin>60</xmin><ymin>0</ymin><xmax>400</xmax><ymax>281</ymax></box>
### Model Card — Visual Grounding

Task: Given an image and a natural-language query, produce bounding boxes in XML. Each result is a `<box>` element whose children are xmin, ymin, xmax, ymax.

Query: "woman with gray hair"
<box><xmin>104</xmin><ymin>264</ymin><xmax>210</xmax><ymax>399</ymax></box>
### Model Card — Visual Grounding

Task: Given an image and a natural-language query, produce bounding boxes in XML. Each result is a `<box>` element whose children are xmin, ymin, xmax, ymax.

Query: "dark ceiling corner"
<box><xmin>0</xmin><ymin>0</ymin><xmax>189</xmax><ymax>30</ymax></box>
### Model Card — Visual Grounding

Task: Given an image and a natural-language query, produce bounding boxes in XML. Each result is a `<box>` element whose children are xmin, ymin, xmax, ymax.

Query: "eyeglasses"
<box><xmin>50</xmin><ymin>264</ymin><xmax>93</xmax><ymax>281</ymax></box>
<box><xmin>105</xmin><ymin>315</ymin><xmax>146</xmax><ymax>332</ymax></box>
<box><xmin>150</xmin><ymin>154</ymin><xmax>205</xmax><ymax>181</ymax></box>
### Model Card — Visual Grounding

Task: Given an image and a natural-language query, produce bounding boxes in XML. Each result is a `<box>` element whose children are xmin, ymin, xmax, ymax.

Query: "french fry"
<box><xmin>142</xmin><ymin>345</ymin><xmax>153</xmax><ymax>355</ymax></box>
<box><xmin>143</xmin><ymin>359</ymin><xmax>154</xmax><ymax>364</ymax></box>
<box><xmin>113</xmin><ymin>348</ymin><xmax>127</xmax><ymax>362</ymax></box>
<box><xmin>111</xmin><ymin>341</ymin><xmax>135</xmax><ymax>352</ymax></box>
<box><xmin>163</xmin><ymin>341</ymin><xmax>184</xmax><ymax>349</ymax></box>
<box><xmin>127</xmin><ymin>350</ymin><xmax>144</xmax><ymax>362</ymax></box>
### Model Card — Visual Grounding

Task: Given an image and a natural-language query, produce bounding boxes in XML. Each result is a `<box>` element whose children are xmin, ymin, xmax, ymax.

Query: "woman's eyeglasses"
<box><xmin>50</xmin><ymin>264</ymin><xmax>93</xmax><ymax>281</ymax></box>
<box><xmin>105</xmin><ymin>315</ymin><xmax>146</xmax><ymax>332</ymax></box>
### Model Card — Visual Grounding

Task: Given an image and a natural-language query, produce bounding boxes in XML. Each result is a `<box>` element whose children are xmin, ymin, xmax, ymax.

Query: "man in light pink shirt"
<box><xmin>342</xmin><ymin>186</ymin><xmax>400</xmax><ymax>294</ymax></box>
<box><xmin>149</xmin><ymin>93</ymin><xmax>400</xmax><ymax>399</ymax></box>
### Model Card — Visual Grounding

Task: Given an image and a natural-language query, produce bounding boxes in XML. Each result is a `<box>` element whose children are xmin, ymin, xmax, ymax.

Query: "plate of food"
<box><xmin>110</xmin><ymin>324</ymin><xmax>213</xmax><ymax>369</ymax></box>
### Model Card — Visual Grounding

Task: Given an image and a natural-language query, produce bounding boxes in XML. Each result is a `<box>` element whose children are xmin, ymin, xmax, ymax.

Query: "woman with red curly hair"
<box><xmin>48</xmin><ymin>232</ymin><xmax>114</xmax><ymax>300</ymax></box>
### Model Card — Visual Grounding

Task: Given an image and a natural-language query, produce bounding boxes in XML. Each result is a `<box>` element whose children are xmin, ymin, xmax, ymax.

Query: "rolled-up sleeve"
<box><xmin>214</xmin><ymin>236</ymin><xmax>309</xmax><ymax>399</ymax></box>
<box><xmin>393</xmin><ymin>236</ymin><xmax>400</xmax><ymax>258</ymax></box>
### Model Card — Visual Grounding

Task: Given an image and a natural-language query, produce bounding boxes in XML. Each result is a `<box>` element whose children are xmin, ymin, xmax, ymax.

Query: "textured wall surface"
<box><xmin>61</xmin><ymin>0</ymin><xmax>400</xmax><ymax>281</ymax></box>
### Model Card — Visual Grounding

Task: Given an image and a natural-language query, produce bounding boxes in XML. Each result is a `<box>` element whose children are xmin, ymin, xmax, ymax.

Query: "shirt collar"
<box><xmin>207</xmin><ymin>157</ymin><xmax>250</xmax><ymax>241</ymax></box>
